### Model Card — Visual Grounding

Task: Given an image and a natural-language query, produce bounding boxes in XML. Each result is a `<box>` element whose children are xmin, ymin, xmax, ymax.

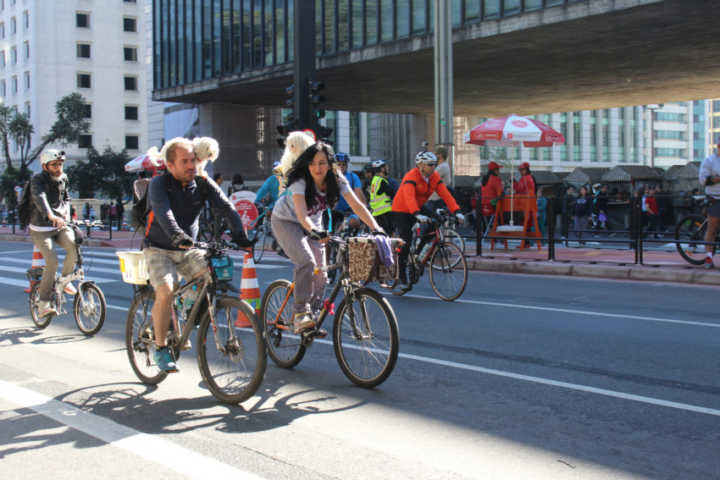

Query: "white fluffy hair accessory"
<box><xmin>278</xmin><ymin>131</ymin><xmax>315</xmax><ymax>176</ymax></box>
<box><xmin>192</xmin><ymin>136</ymin><xmax>220</xmax><ymax>163</ymax></box>
<box><xmin>159</xmin><ymin>137</ymin><xmax>193</xmax><ymax>164</ymax></box>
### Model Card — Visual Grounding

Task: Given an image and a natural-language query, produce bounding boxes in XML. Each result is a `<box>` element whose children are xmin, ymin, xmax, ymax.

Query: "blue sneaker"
<box><xmin>153</xmin><ymin>347</ymin><xmax>179</xmax><ymax>373</ymax></box>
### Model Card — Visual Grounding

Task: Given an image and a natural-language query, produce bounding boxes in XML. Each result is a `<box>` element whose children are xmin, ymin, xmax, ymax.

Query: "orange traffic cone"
<box><xmin>25</xmin><ymin>246</ymin><xmax>44</xmax><ymax>293</ymax></box>
<box><xmin>235</xmin><ymin>252</ymin><xmax>260</xmax><ymax>328</ymax></box>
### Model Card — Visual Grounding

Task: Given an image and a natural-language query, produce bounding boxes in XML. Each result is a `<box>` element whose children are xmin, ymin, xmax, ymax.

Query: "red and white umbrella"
<box><xmin>465</xmin><ymin>115</ymin><xmax>564</xmax><ymax>230</ymax></box>
<box><xmin>464</xmin><ymin>114</ymin><xmax>565</xmax><ymax>147</ymax></box>
<box><xmin>124</xmin><ymin>152</ymin><xmax>165</xmax><ymax>173</ymax></box>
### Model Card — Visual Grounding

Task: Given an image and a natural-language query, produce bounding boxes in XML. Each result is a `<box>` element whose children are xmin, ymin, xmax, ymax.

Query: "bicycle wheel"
<box><xmin>196</xmin><ymin>296</ymin><xmax>267</xmax><ymax>404</ymax></box>
<box><xmin>252</xmin><ymin>226</ymin><xmax>267</xmax><ymax>263</ymax></box>
<box><xmin>441</xmin><ymin>228</ymin><xmax>465</xmax><ymax>267</ymax></box>
<box><xmin>125</xmin><ymin>290</ymin><xmax>167</xmax><ymax>385</ymax></box>
<box><xmin>260</xmin><ymin>279</ymin><xmax>306</xmax><ymax>368</ymax></box>
<box><xmin>73</xmin><ymin>282</ymin><xmax>106</xmax><ymax>336</ymax></box>
<box><xmin>675</xmin><ymin>214</ymin><xmax>713</xmax><ymax>265</ymax></box>
<box><xmin>333</xmin><ymin>288</ymin><xmax>399</xmax><ymax>388</ymax></box>
<box><xmin>29</xmin><ymin>283</ymin><xmax>53</xmax><ymax>329</ymax></box>
<box><xmin>428</xmin><ymin>242</ymin><xmax>468</xmax><ymax>301</ymax></box>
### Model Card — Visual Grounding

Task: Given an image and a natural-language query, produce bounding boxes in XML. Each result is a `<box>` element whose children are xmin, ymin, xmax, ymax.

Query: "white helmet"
<box><xmin>371</xmin><ymin>159</ymin><xmax>387</xmax><ymax>169</ymax></box>
<box><xmin>415</xmin><ymin>151</ymin><xmax>437</xmax><ymax>166</ymax></box>
<box><xmin>40</xmin><ymin>149</ymin><xmax>66</xmax><ymax>165</ymax></box>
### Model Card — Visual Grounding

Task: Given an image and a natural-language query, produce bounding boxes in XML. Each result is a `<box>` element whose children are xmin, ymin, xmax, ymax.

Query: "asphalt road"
<box><xmin>0</xmin><ymin>240</ymin><xmax>719</xmax><ymax>479</ymax></box>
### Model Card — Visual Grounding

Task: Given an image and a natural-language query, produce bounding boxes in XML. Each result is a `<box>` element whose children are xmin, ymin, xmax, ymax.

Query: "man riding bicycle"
<box><xmin>699</xmin><ymin>141</ymin><xmax>720</xmax><ymax>269</ymax></box>
<box><xmin>144</xmin><ymin>137</ymin><xmax>253</xmax><ymax>373</ymax></box>
<box><xmin>28</xmin><ymin>149</ymin><xmax>77</xmax><ymax>318</ymax></box>
<box><xmin>391</xmin><ymin>151</ymin><xmax>464</xmax><ymax>294</ymax></box>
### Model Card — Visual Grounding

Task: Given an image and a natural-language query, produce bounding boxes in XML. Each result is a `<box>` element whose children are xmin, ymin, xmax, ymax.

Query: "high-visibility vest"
<box><xmin>369</xmin><ymin>175</ymin><xmax>392</xmax><ymax>216</ymax></box>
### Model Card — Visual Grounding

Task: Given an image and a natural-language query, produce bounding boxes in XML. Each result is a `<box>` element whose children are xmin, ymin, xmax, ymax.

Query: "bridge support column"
<box><xmin>434</xmin><ymin>0</ymin><xmax>454</xmax><ymax>186</ymax></box>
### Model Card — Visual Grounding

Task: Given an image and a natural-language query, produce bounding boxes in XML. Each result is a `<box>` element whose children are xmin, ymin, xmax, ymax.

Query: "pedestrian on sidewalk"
<box><xmin>644</xmin><ymin>186</ymin><xmax>662</xmax><ymax>238</ymax></box>
<box><xmin>573</xmin><ymin>186</ymin><xmax>591</xmax><ymax>239</ymax></box>
<box><xmin>537</xmin><ymin>186</ymin><xmax>547</xmax><ymax>241</ymax></box>
<box><xmin>561</xmin><ymin>185</ymin><xmax>577</xmax><ymax>239</ymax></box>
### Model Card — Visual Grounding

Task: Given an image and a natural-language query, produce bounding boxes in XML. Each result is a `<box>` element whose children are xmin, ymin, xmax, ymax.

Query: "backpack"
<box><xmin>130</xmin><ymin>175</ymin><xmax>210</xmax><ymax>232</ymax></box>
<box><xmin>17</xmin><ymin>179</ymin><xmax>32</xmax><ymax>229</ymax></box>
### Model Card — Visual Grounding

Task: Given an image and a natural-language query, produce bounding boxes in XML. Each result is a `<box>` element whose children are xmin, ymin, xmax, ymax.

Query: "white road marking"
<box><xmin>0</xmin><ymin>266</ymin><xmax>116</xmax><ymax>284</ymax></box>
<box><xmin>0</xmin><ymin>380</ymin><xmax>266</xmax><ymax>480</ymax></box>
<box><xmin>0</xmin><ymin>256</ymin><xmax>123</xmax><ymax>275</ymax></box>
<box><xmin>300</xmin><ymin>334</ymin><xmax>720</xmax><ymax>418</ymax></box>
<box><xmin>0</xmin><ymin>275</ymin><xmax>31</xmax><ymax>288</ymax></box>
<box><xmin>402</xmin><ymin>294</ymin><xmax>720</xmax><ymax>329</ymax></box>
<box><xmin>0</xmin><ymin>249</ymin><xmax>33</xmax><ymax>255</ymax></box>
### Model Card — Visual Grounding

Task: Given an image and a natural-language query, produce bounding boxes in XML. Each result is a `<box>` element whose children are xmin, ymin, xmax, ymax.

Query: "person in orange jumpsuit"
<box><xmin>391</xmin><ymin>151</ymin><xmax>464</xmax><ymax>294</ymax></box>
<box><xmin>481</xmin><ymin>161</ymin><xmax>504</xmax><ymax>217</ymax></box>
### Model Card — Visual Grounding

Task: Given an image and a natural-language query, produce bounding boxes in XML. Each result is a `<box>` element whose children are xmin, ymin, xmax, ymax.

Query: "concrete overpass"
<box><xmin>154</xmin><ymin>0</ymin><xmax>720</xmax><ymax>117</ymax></box>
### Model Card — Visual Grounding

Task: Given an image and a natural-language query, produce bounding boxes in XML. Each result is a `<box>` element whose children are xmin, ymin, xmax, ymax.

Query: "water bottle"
<box><xmin>181</xmin><ymin>285</ymin><xmax>198</xmax><ymax>316</ymax></box>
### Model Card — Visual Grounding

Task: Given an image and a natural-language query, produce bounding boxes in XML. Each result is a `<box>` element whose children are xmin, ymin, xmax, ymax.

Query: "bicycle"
<box><xmin>260</xmin><ymin>235</ymin><xmax>399</xmax><ymax>388</ymax></box>
<box><xmin>439</xmin><ymin>211</ymin><xmax>466</xmax><ymax>257</ymax></box>
<box><xmin>247</xmin><ymin>205</ymin><xmax>273</xmax><ymax>263</ymax></box>
<box><xmin>122</xmin><ymin>241</ymin><xmax>267</xmax><ymax>404</ymax></box>
<box><xmin>27</xmin><ymin>224</ymin><xmax>107</xmax><ymax>335</ymax></box>
<box><xmin>674</xmin><ymin>197</ymin><xmax>718</xmax><ymax>265</ymax></box>
<box><xmin>395</xmin><ymin>210</ymin><xmax>468</xmax><ymax>301</ymax></box>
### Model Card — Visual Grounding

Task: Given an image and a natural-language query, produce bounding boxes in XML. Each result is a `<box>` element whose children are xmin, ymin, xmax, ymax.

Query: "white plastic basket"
<box><xmin>116</xmin><ymin>250</ymin><xmax>150</xmax><ymax>285</ymax></box>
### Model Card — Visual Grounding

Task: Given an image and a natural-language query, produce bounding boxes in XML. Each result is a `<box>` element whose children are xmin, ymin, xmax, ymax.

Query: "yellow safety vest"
<box><xmin>370</xmin><ymin>175</ymin><xmax>392</xmax><ymax>216</ymax></box>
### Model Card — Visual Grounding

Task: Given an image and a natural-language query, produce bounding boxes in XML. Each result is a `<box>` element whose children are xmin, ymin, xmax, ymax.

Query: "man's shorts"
<box><xmin>708</xmin><ymin>198</ymin><xmax>720</xmax><ymax>219</ymax></box>
<box><xmin>143</xmin><ymin>247</ymin><xmax>207</xmax><ymax>289</ymax></box>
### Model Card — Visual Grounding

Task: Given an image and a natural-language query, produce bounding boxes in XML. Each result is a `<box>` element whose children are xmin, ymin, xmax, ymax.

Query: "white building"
<box><xmin>0</xmin><ymin>0</ymin><xmax>156</xmax><ymax>167</ymax></box>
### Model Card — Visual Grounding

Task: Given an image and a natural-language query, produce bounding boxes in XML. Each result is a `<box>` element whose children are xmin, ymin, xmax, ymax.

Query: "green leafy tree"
<box><xmin>67</xmin><ymin>147</ymin><xmax>134</xmax><ymax>202</ymax></box>
<box><xmin>1</xmin><ymin>92</ymin><xmax>89</xmax><ymax>171</ymax></box>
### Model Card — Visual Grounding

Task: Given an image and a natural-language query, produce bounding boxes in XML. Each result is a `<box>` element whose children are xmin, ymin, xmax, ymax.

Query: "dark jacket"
<box><xmin>145</xmin><ymin>173</ymin><xmax>245</xmax><ymax>250</ymax></box>
<box><xmin>29</xmin><ymin>171</ymin><xmax>70</xmax><ymax>227</ymax></box>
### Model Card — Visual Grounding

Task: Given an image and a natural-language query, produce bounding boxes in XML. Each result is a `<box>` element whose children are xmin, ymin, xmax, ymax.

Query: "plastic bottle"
<box><xmin>418</xmin><ymin>243</ymin><xmax>431</xmax><ymax>262</ymax></box>
<box><xmin>181</xmin><ymin>285</ymin><xmax>198</xmax><ymax>314</ymax></box>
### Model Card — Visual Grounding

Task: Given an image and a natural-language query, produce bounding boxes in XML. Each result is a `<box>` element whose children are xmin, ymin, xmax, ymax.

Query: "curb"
<box><xmin>3</xmin><ymin>233</ymin><xmax>719</xmax><ymax>286</ymax></box>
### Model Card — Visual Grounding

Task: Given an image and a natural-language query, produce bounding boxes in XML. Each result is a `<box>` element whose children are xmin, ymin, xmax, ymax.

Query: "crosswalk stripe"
<box><xmin>0</xmin><ymin>265</ymin><xmax>116</xmax><ymax>284</ymax></box>
<box><xmin>0</xmin><ymin>276</ymin><xmax>31</xmax><ymax>288</ymax></box>
<box><xmin>0</xmin><ymin>257</ymin><xmax>121</xmax><ymax>275</ymax></box>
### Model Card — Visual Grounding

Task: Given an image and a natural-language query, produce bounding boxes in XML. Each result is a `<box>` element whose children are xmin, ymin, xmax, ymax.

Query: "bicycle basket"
<box><xmin>210</xmin><ymin>255</ymin><xmax>234</xmax><ymax>282</ymax></box>
<box><xmin>347</xmin><ymin>236</ymin><xmax>401</xmax><ymax>285</ymax></box>
<box><xmin>116</xmin><ymin>250</ymin><xmax>150</xmax><ymax>285</ymax></box>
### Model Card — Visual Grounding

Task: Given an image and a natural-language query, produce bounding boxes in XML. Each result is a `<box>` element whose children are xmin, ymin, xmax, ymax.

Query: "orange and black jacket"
<box><xmin>391</xmin><ymin>167</ymin><xmax>460</xmax><ymax>215</ymax></box>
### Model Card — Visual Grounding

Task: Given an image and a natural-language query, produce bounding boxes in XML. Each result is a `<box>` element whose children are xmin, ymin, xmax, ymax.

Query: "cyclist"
<box><xmin>144</xmin><ymin>137</ymin><xmax>253</xmax><ymax>373</ymax></box>
<box><xmin>334</xmin><ymin>152</ymin><xmax>367</xmax><ymax>230</ymax></box>
<box><xmin>391</xmin><ymin>151</ymin><xmax>464</xmax><ymax>295</ymax></box>
<box><xmin>271</xmin><ymin>142</ymin><xmax>385</xmax><ymax>333</ymax></box>
<box><xmin>368</xmin><ymin>159</ymin><xmax>396</xmax><ymax>234</ymax></box>
<box><xmin>28</xmin><ymin>149</ymin><xmax>77</xmax><ymax>318</ymax></box>
<box><xmin>698</xmin><ymin>142</ymin><xmax>720</xmax><ymax>269</ymax></box>
<box><xmin>255</xmin><ymin>161</ymin><xmax>282</xmax><ymax>210</ymax></box>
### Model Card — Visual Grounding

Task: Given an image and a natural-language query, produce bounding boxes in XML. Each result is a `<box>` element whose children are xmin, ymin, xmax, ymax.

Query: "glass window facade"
<box><xmin>154</xmin><ymin>0</ymin><xmax>584</xmax><ymax>90</ymax></box>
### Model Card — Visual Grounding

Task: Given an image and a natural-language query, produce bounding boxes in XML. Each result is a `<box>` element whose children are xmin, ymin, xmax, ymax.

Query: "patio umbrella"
<box><xmin>465</xmin><ymin>114</ymin><xmax>565</xmax><ymax>229</ymax></box>
<box><xmin>125</xmin><ymin>148</ymin><xmax>166</xmax><ymax>173</ymax></box>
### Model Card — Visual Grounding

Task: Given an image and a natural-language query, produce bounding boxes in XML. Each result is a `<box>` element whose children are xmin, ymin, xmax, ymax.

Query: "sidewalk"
<box><xmin>2</xmin><ymin>225</ymin><xmax>719</xmax><ymax>286</ymax></box>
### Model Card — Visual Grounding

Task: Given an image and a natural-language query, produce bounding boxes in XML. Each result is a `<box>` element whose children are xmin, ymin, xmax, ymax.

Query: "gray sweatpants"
<box><xmin>271</xmin><ymin>216</ymin><xmax>327</xmax><ymax>314</ymax></box>
<box><xmin>30</xmin><ymin>226</ymin><xmax>77</xmax><ymax>301</ymax></box>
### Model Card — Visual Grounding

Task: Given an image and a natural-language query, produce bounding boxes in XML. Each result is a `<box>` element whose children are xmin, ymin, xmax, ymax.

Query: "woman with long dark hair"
<box><xmin>271</xmin><ymin>142</ymin><xmax>385</xmax><ymax>333</ymax></box>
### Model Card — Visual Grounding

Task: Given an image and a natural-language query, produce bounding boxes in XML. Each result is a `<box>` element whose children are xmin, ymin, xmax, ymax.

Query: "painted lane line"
<box><xmin>402</xmin><ymin>294</ymin><xmax>720</xmax><ymax>329</ymax></box>
<box><xmin>0</xmin><ymin>266</ymin><xmax>116</xmax><ymax>284</ymax></box>
<box><xmin>56</xmin><ymin>254</ymin><xmax>283</xmax><ymax>270</ymax></box>
<box><xmin>0</xmin><ymin>380</ymin><xmax>266</xmax><ymax>480</ymax></box>
<box><xmin>0</xmin><ymin>275</ymin><xmax>32</xmax><ymax>288</ymax></box>
<box><xmin>0</xmin><ymin>256</ymin><xmax>123</xmax><ymax>275</ymax></box>
<box><xmin>0</xmin><ymin>249</ymin><xmax>33</xmax><ymax>255</ymax></box>
<box><xmin>294</xmin><ymin>333</ymin><xmax>720</xmax><ymax>418</ymax></box>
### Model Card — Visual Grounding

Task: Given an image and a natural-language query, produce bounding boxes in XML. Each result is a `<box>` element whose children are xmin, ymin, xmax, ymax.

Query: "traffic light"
<box><xmin>284</xmin><ymin>84</ymin><xmax>295</xmax><ymax>109</ymax></box>
<box><xmin>308</xmin><ymin>79</ymin><xmax>326</xmax><ymax>123</ymax></box>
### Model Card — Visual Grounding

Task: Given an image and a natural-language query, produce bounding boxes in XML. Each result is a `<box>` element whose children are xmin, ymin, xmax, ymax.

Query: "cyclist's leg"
<box><xmin>54</xmin><ymin>226</ymin><xmax>78</xmax><ymax>278</ymax></box>
<box><xmin>29</xmin><ymin>229</ymin><xmax>57</xmax><ymax>301</ymax></box>
<box><xmin>392</xmin><ymin>212</ymin><xmax>414</xmax><ymax>285</ymax></box>
<box><xmin>271</xmin><ymin>216</ymin><xmax>317</xmax><ymax>328</ymax></box>
<box><xmin>143</xmin><ymin>248</ymin><xmax>180</xmax><ymax>348</ymax></box>
<box><xmin>704</xmin><ymin>202</ymin><xmax>720</xmax><ymax>255</ymax></box>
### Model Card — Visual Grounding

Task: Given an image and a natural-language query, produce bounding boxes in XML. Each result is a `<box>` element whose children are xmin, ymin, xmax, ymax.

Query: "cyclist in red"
<box><xmin>391</xmin><ymin>151</ymin><xmax>464</xmax><ymax>294</ymax></box>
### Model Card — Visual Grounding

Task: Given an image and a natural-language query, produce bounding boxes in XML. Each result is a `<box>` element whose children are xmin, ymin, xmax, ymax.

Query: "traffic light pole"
<box><xmin>434</xmin><ymin>0</ymin><xmax>454</xmax><ymax>186</ymax></box>
<box><xmin>293</xmin><ymin>0</ymin><xmax>315</xmax><ymax>130</ymax></box>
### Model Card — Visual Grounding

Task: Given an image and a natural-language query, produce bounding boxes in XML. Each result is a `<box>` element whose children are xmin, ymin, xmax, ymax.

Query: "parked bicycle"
<box><xmin>260</xmin><ymin>235</ymin><xmax>399</xmax><ymax>388</ymax></box>
<box><xmin>121</xmin><ymin>240</ymin><xmax>267</xmax><ymax>404</ymax></box>
<box><xmin>27</xmin><ymin>223</ymin><xmax>107</xmax><ymax>335</ymax></box>
<box><xmin>674</xmin><ymin>197</ymin><xmax>719</xmax><ymax>265</ymax></box>
<box><xmin>393</xmin><ymin>209</ymin><xmax>468</xmax><ymax>301</ymax></box>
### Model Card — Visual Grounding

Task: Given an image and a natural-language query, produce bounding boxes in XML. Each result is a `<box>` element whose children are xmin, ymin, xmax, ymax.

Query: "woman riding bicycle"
<box><xmin>271</xmin><ymin>141</ymin><xmax>385</xmax><ymax>334</ymax></box>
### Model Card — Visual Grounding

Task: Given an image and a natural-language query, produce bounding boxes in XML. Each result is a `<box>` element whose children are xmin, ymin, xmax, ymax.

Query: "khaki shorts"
<box><xmin>143</xmin><ymin>247</ymin><xmax>208</xmax><ymax>289</ymax></box>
